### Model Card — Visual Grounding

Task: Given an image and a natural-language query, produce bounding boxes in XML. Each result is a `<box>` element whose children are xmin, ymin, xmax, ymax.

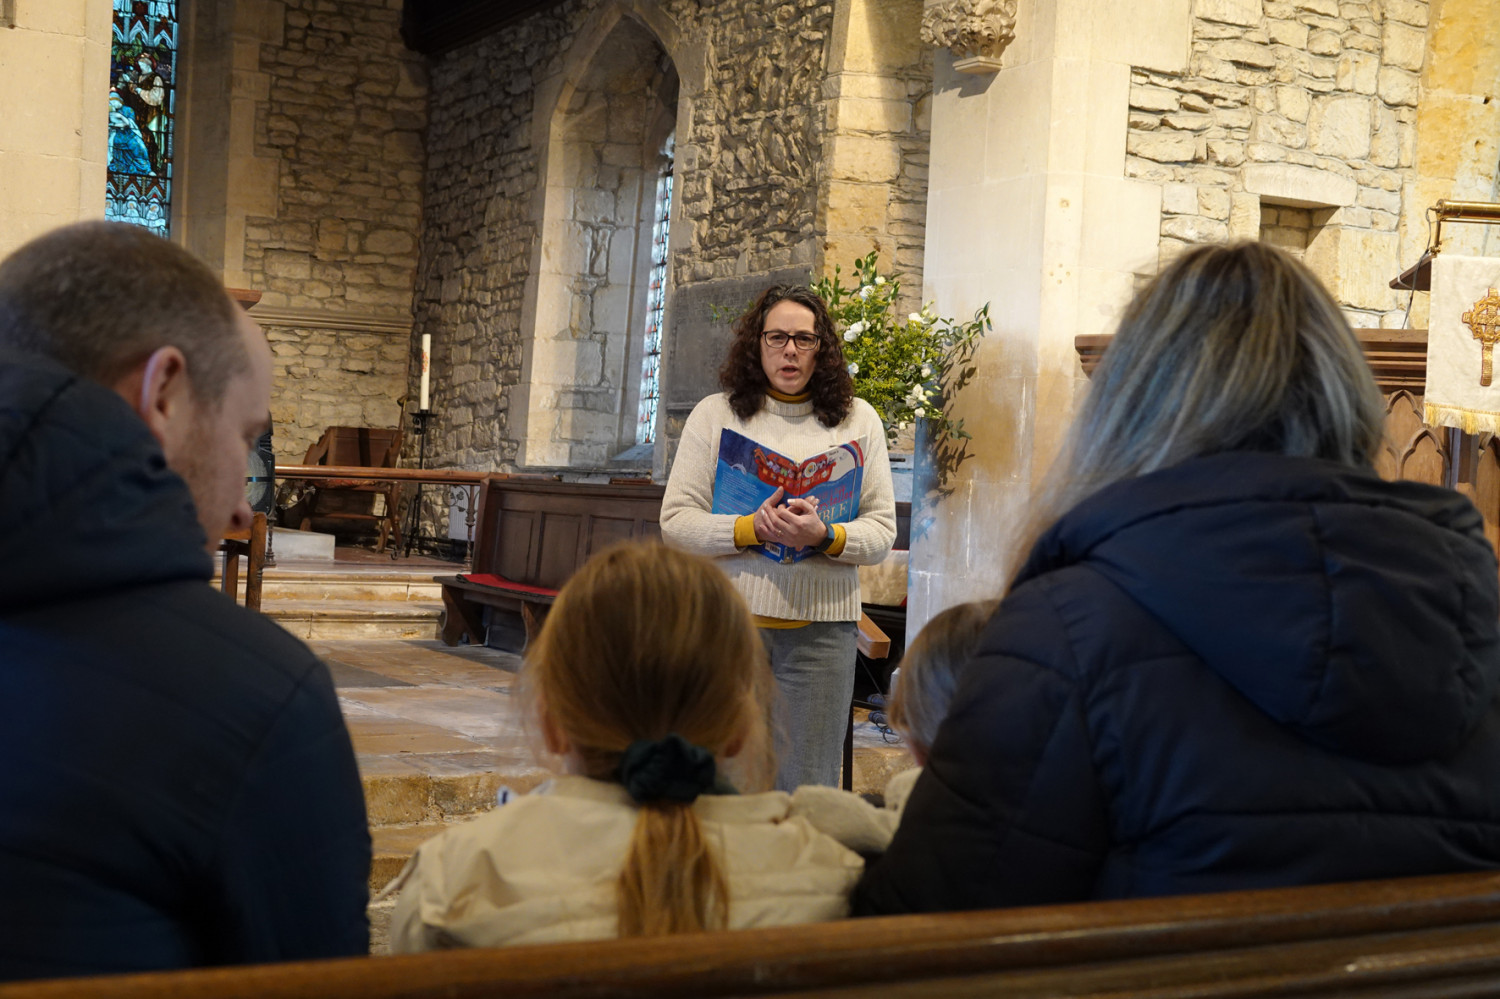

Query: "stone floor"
<box><xmin>319</xmin><ymin>636</ymin><xmax>917</xmax><ymax>953</ymax></box>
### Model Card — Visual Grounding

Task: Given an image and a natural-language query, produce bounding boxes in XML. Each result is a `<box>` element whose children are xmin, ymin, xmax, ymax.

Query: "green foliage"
<box><xmin>814</xmin><ymin>252</ymin><xmax>990</xmax><ymax>461</ymax></box>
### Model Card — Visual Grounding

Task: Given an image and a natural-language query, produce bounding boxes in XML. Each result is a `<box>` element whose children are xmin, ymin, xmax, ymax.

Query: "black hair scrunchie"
<box><xmin>617</xmin><ymin>733</ymin><xmax>717</xmax><ymax>804</ymax></box>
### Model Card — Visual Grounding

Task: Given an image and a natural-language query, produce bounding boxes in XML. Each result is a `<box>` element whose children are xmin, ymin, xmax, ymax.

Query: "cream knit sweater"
<box><xmin>660</xmin><ymin>393</ymin><xmax>896</xmax><ymax>622</ymax></box>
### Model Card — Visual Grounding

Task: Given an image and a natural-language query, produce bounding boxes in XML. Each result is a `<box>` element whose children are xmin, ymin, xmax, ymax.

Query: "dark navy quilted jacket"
<box><xmin>0</xmin><ymin>355</ymin><xmax>371</xmax><ymax>979</ymax></box>
<box><xmin>854</xmin><ymin>451</ymin><xmax>1500</xmax><ymax>914</ymax></box>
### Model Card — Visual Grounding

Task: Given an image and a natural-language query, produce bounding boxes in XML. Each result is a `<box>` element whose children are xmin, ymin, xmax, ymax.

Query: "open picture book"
<box><xmin>710</xmin><ymin>428</ymin><xmax>864</xmax><ymax>564</ymax></box>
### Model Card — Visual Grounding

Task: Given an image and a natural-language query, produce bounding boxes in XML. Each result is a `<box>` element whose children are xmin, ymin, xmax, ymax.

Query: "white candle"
<box><xmin>419</xmin><ymin>334</ymin><xmax>431</xmax><ymax>411</ymax></box>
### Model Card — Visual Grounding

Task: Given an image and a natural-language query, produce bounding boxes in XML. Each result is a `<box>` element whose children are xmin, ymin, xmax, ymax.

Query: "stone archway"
<box><xmin>514</xmin><ymin>10</ymin><xmax>680</xmax><ymax>468</ymax></box>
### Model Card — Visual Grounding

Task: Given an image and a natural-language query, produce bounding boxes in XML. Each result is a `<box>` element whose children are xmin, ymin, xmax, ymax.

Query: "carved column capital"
<box><xmin>920</xmin><ymin>0</ymin><xmax>1017</xmax><ymax>74</ymax></box>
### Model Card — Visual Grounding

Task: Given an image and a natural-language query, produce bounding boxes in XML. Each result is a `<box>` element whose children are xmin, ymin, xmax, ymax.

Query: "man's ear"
<box><xmin>119</xmin><ymin>346</ymin><xmax>191</xmax><ymax>450</ymax></box>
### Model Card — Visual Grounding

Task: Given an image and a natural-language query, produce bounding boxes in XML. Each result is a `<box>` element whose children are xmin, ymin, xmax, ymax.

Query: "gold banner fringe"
<box><xmin>1424</xmin><ymin>403</ymin><xmax>1500</xmax><ymax>437</ymax></box>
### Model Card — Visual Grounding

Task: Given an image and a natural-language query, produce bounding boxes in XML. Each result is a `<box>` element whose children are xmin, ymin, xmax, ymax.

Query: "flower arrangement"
<box><xmin>814</xmin><ymin>252</ymin><xmax>990</xmax><ymax>460</ymax></box>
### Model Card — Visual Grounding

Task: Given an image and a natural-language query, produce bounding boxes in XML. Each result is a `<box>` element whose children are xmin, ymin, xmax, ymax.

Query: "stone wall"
<box><xmin>227</xmin><ymin>0</ymin><xmax>427</xmax><ymax>470</ymax></box>
<box><xmin>820</xmin><ymin>0</ymin><xmax>933</xmax><ymax>316</ymax></box>
<box><xmin>244</xmin><ymin>0</ymin><xmax>427</xmax><ymax>313</ymax></box>
<box><xmin>262</xmin><ymin>320</ymin><xmax>408</xmax><ymax>461</ymax></box>
<box><xmin>1125</xmin><ymin>0</ymin><xmax>1428</xmax><ymax>326</ymax></box>
<box><xmin>413</xmin><ymin>0</ymin><xmax>931</xmax><ymax>475</ymax></box>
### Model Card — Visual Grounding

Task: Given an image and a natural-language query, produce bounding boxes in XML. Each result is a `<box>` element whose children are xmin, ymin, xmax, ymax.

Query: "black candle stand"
<box><xmin>398</xmin><ymin>409</ymin><xmax>434</xmax><ymax>559</ymax></box>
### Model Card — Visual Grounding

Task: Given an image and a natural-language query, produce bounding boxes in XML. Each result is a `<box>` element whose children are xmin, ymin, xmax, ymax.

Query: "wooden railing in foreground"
<box><xmin>6</xmin><ymin>871</ymin><xmax>1500</xmax><ymax>999</ymax></box>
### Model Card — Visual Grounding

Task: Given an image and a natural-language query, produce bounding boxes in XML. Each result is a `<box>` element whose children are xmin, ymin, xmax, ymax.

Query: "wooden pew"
<box><xmin>436</xmin><ymin>476</ymin><xmax>665</xmax><ymax>650</ymax></box>
<box><xmin>6</xmin><ymin>871</ymin><xmax>1500</xmax><ymax>998</ymax></box>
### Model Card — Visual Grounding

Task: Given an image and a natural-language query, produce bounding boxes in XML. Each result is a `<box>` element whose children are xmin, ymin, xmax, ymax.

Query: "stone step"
<box><xmin>270</xmin><ymin>599</ymin><xmax>443</xmax><ymax>640</ymax></box>
<box><xmin>371</xmin><ymin>822</ymin><xmax>450</xmax><ymax>892</ymax></box>
<box><xmin>228</xmin><ymin>572</ymin><xmax>445</xmax><ymax>603</ymax></box>
<box><xmin>363</xmin><ymin>769</ymin><xmax>552</xmax><ymax>890</ymax></box>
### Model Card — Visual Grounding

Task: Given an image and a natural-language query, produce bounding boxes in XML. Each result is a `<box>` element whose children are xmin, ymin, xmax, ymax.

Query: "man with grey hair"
<box><xmin>0</xmin><ymin>222</ymin><xmax>371</xmax><ymax>980</ymax></box>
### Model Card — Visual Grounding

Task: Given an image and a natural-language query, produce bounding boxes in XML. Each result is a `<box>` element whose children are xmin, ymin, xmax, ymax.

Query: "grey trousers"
<box><xmin>761</xmin><ymin>621</ymin><xmax>857</xmax><ymax>791</ymax></box>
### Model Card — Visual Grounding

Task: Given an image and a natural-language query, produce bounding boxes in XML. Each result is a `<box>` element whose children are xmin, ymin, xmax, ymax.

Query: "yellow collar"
<box><xmin>766</xmin><ymin>388</ymin><xmax>811</xmax><ymax>404</ymax></box>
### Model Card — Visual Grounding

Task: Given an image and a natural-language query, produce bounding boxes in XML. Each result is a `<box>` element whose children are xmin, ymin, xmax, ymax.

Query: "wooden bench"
<box><xmin>7</xmin><ymin>871</ymin><xmax>1500</xmax><ymax>997</ymax></box>
<box><xmin>437</xmin><ymin>476</ymin><xmax>665</xmax><ymax>650</ymax></box>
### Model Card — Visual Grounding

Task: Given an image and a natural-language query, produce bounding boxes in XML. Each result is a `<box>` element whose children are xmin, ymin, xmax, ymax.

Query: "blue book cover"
<box><xmin>711</xmin><ymin>428</ymin><xmax>864</xmax><ymax>564</ymax></box>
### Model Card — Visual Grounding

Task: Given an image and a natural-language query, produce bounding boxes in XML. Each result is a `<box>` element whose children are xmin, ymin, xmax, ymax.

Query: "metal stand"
<box><xmin>398</xmin><ymin>409</ymin><xmax>433</xmax><ymax>559</ymax></box>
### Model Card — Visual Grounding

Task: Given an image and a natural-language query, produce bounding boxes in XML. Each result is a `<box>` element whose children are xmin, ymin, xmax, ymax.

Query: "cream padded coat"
<box><xmin>389</xmin><ymin>775</ymin><xmax>900</xmax><ymax>950</ymax></box>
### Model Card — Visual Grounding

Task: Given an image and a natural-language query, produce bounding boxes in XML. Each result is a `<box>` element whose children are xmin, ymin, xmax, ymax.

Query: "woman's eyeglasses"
<box><xmin>762</xmin><ymin>330</ymin><xmax>821</xmax><ymax>352</ymax></box>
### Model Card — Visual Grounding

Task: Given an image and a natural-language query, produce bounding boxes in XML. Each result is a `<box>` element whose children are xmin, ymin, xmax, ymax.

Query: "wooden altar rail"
<box><xmin>276</xmin><ymin>465</ymin><xmax>492</xmax><ymax>563</ymax></box>
<box><xmin>276</xmin><ymin>464</ymin><xmax>489</xmax><ymax>485</ymax></box>
<box><xmin>6</xmin><ymin>871</ymin><xmax>1500</xmax><ymax>998</ymax></box>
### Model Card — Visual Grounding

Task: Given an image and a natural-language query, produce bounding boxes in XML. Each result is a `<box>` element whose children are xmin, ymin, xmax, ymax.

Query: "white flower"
<box><xmin>859</xmin><ymin>285</ymin><xmax>874</xmax><ymax>299</ymax></box>
<box><xmin>874</xmin><ymin>276</ymin><xmax>886</xmax><ymax>286</ymax></box>
<box><xmin>843</xmin><ymin>329</ymin><xmax>858</xmax><ymax>342</ymax></box>
<box><xmin>899</xmin><ymin>421</ymin><xmax>909</xmax><ymax>430</ymax></box>
<box><xmin>921</xmin><ymin>364</ymin><xmax>932</xmax><ymax>378</ymax></box>
<box><xmin>847</xmin><ymin>362</ymin><xmax>859</xmax><ymax>375</ymax></box>
<box><xmin>909</xmin><ymin>312</ymin><xmax>922</xmax><ymax>323</ymax></box>
<box><xmin>914</xmin><ymin>407</ymin><xmax>926</xmax><ymax>418</ymax></box>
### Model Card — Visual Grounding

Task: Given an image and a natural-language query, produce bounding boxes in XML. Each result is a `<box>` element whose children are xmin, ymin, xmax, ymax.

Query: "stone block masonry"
<box><xmin>263</xmin><ymin>322</ymin><xmax>407</xmax><ymax>463</ymax></box>
<box><xmin>1125</xmin><ymin>0</ymin><xmax>1428</xmax><ymax>326</ymax></box>
<box><xmin>243</xmin><ymin>0</ymin><xmax>428</xmax><ymax>315</ymax></box>
<box><xmin>412</xmin><ymin>0</ymin><xmax>931</xmax><ymax>476</ymax></box>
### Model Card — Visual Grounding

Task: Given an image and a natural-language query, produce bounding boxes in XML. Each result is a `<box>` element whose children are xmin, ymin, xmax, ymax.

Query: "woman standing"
<box><xmin>854</xmin><ymin>242</ymin><xmax>1500</xmax><ymax>914</ymax></box>
<box><xmin>661</xmin><ymin>285</ymin><xmax>896</xmax><ymax>790</ymax></box>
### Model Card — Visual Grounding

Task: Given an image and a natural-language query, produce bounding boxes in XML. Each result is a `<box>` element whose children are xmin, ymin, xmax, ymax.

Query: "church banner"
<box><xmin>1424</xmin><ymin>254</ymin><xmax>1500</xmax><ymax>435</ymax></box>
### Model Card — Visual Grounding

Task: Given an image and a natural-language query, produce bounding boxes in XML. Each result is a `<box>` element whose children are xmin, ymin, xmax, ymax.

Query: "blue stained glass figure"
<box><xmin>106</xmin><ymin>0</ymin><xmax>176</xmax><ymax>238</ymax></box>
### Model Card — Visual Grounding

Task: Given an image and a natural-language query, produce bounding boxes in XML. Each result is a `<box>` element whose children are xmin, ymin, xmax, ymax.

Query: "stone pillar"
<box><xmin>818</xmin><ymin>0</ymin><xmax>932</xmax><ymax>311</ymax></box>
<box><xmin>0</xmin><ymin>0</ymin><xmax>111</xmax><ymax>257</ymax></box>
<box><xmin>176</xmin><ymin>0</ymin><xmax>283</xmax><ymax>289</ymax></box>
<box><xmin>907</xmin><ymin>0</ymin><xmax>1190</xmax><ymax>635</ymax></box>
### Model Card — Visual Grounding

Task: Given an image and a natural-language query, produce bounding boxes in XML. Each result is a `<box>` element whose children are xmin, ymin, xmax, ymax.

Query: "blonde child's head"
<box><xmin>889</xmin><ymin>600</ymin><xmax>998</xmax><ymax>765</ymax></box>
<box><xmin>524</xmin><ymin>542</ymin><xmax>773</xmax><ymax>936</ymax></box>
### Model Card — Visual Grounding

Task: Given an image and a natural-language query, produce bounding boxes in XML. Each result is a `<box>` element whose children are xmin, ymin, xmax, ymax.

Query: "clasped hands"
<box><xmin>753</xmin><ymin>488</ymin><xmax>829</xmax><ymax>548</ymax></box>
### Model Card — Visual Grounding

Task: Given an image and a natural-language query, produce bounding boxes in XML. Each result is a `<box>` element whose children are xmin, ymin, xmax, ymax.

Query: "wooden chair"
<box><xmin>291</xmin><ymin>426</ymin><xmax>403</xmax><ymax>551</ymax></box>
<box><xmin>219</xmin><ymin>512</ymin><xmax>268</xmax><ymax>611</ymax></box>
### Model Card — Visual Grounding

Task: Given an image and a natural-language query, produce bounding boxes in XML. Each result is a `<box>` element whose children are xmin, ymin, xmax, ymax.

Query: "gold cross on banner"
<box><xmin>1463</xmin><ymin>287</ymin><xmax>1500</xmax><ymax>386</ymax></box>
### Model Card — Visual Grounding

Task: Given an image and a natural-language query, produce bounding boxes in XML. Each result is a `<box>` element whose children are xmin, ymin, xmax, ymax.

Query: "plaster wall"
<box><xmin>909</xmin><ymin>0</ymin><xmax>1186</xmax><ymax>633</ymax></box>
<box><xmin>0</xmin><ymin>0</ymin><xmax>111</xmax><ymax>257</ymax></box>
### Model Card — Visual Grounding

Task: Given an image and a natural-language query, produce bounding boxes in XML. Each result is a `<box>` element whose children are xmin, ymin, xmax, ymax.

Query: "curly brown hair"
<box><xmin>719</xmin><ymin>284</ymin><xmax>854</xmax><ymax>427</ymax></box>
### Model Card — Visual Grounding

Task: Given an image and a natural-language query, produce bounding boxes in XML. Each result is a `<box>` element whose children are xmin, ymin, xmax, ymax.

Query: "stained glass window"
<box><xmin>106</xmin><ymin>0</ymin><xmax>177</xmax><ymax>238</ymax></box>
<box><xmin>635</xmin><ymin>135</ymin><xmax>674</xmax><ymax>445</ymax></box>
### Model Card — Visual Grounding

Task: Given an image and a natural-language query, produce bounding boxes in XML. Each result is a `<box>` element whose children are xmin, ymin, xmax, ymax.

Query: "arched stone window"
<box><xmin>519</xmin><ymin>13</ymin><xmax>679</xmax><ymax>469</ymax></box>
<box><xmin>635</xmin><ymin>132</ymin><xmax>673</xmax><ymax>446</ymax></box>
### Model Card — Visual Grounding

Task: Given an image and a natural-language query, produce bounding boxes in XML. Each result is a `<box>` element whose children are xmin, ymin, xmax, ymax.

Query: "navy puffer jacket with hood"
<box><xmin>854</xmin><ymin>451</ymin><xmax>1500</xmax><ymax>913</ymax></box>
<box><xmin>0</xmin><ymin>354</ymin><xmax>370</xmax><ymax>980</ymax></box>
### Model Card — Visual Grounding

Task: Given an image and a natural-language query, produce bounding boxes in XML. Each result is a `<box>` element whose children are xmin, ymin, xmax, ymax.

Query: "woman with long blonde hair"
<box><xmin>856</xmin><ymin>242</ymin><xmax>1500</xmax><ymax>914</ymax></box>
<box><xmin>390</xmin><ymin>543</ymin><xmax>872</xmax><ymax>947</ymax></box>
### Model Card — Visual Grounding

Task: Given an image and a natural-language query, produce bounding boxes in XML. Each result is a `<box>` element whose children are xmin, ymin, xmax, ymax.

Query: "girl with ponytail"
<box><xmin>390</xmin><ymin>543</ymin><xmax>880</xmax><ymax>948</ymax></box>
